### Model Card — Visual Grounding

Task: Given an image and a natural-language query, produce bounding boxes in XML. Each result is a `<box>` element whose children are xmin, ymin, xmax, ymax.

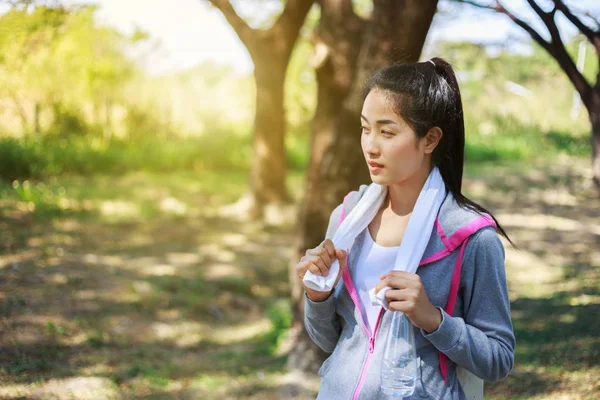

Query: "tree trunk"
<box><xmin>287</xmin><ymin>0</ymin><xmax>439</xmax><ymax>375</ymax></box>
<box><xmin>207</xmin><ymin>0</ymin><xmax>315</xmax><ymax>219</ymax></box>
<box><xmin>250</xmin><ymin>58</ymin><xmax>290</xmax><ymax>212</ymax></box>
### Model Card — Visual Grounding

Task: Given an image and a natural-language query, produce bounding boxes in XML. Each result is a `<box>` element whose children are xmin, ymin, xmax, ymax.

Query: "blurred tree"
<box><xmin>287</xmin><ymin>0</ymin><xmax>439</xmax><ymax>375</ymax></box>
<box><xmin>456</xmin><ymin>0</ymin><xmax>600</xmax><ymax>186</ymax></box>
<box><xmin>0</xmin><ymin>4</ymin><xmax>70</xmax><ymax>134</ymax></box>
<box><xmin>0</xmin><ymin>4</ymin><xmax>141</xmax><ymax>139</ymax></box>
<box><xmin>206</xmin><ymin>0</ymin><xmax>316</xmax><ymax>218</ymax></box>
<box><xmin>57</xmin><ymin>7</ymin><xmax>136</xmax><ymax>142</ymax></box>
<box><xmin>0</xmin><ymin>0</ymin><xmax>34</xmax><ymax>9</ymax></box>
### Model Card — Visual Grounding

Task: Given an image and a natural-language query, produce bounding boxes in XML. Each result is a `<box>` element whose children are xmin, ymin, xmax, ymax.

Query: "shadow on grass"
<box><xmin>0</xmin><ymin>196</ymin><xmax>294</xmax><ymax>398</ymax></box>
<box><xmin>0</xmin><ymin>322</ymin><xmax>288</xmax><ymax>383</ymax></box>
<box><xmin>512</xmin><ymin>290</ymin><xmax>600</xmax><ymax>368</ymax></box>
<box><xmin>486</xmin><ymin>288</ymin><xmax>600</xmax><ymax>398</ymax></box>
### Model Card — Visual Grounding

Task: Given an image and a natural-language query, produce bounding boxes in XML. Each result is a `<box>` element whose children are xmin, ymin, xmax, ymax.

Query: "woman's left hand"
<box><xmin>375</xmin><ymin>271</ymin><xmax>442</xmax><ymax>334</ymax></box>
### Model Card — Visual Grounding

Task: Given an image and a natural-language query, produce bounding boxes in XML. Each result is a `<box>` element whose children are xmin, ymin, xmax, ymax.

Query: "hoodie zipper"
<box><xmin>343</xmin><ymin>270</ymin><xmax>384</xmax><ymax>400</ymax></box>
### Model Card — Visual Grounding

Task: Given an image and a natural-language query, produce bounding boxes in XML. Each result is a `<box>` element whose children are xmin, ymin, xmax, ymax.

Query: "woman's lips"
<box><xmin>368</xmin><ymin>161</ymin><xmax>384</xmax><ymax>172</ymax></box>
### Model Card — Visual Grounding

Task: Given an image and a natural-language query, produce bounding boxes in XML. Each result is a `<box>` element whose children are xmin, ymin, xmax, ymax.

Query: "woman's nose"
<box><xmin>364</xmin><ymin>135</ymin><xmax>380</xmax><ymax>156</ymax></box>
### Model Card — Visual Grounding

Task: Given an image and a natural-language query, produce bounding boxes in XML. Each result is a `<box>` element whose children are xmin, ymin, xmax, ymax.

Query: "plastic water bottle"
<box><xmin>380</xmin><ymin>311</ymin><xmax>417</xmax><ymax>397</ymax></box>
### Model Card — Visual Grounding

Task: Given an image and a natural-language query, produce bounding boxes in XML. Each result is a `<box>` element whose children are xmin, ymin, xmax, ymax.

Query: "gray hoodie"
<box><xmin>304</xmin><ymin>185</ymin><xmax>515</xmax><ymax>400</ymax></box>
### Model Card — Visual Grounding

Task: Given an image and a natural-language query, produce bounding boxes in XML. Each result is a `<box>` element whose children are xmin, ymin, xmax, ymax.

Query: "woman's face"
<box><xmin>360</xmin><ymin>89</ymin><xmax>430</xmax><ymax>186</ymax></box>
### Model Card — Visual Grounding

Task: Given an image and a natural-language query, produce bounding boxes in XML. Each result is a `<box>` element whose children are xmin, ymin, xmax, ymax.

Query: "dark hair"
<box><xmin>362</xmin><ymin>57</ymin><xmax>514</xmax><ymax>246</ymax></box>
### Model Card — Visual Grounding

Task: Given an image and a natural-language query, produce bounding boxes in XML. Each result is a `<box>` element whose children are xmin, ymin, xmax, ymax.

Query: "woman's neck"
<box><xmin>384</xmin><ymin>165</ymin><xmax>432</xmax><ymax>216</ymax></box>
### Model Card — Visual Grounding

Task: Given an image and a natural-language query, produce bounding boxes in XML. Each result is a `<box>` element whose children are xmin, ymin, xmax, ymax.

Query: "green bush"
<box><xmin>3</xmin><ymin>179</ymin><xmax>68</xmax><ymax>218</ymax></box>
<box><xmin>0</xmin><ymin>137</ymin><xmax>41</xmax><ymax>182</ymax></box>
<box><xmin>0</xmin><ymin>131</ymin><xmax>253</xmax><ymax>182</ymax></box>
<box><xmin>0</xmin><ymin>113</ymin><xmax>590</xmax><ymax>184</ymax></box>
<box><xmin>264</xmin><ymin>299</ymin><xmax>292</xmax><ymax>354</ymax></box>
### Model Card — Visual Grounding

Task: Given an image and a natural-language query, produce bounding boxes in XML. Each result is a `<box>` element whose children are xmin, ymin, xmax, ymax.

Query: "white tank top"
<box><xmin>351</xmin><ymin>228</ymin><xmax>400</xmax><ymax>333</ymax></box>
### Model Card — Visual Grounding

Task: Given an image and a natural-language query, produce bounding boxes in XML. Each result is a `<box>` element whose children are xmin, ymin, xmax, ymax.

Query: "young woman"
<box><xmin>296</xmin><ymin>58</ymin><xmax>515</xmax><ymax>399</ymax></box>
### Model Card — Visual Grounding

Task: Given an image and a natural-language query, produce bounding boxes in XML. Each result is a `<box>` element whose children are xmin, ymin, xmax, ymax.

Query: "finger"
<box><xmin>313</xmin><ymin>254</ymin><xmax>333</xmax><ymax>276</ymax></box>
<box><xmin>374</xmin><ymin>281</ymin><xmax>383</xmax><ymax>294</ymax></box>
<box><xmin>333</xmin><ymin>249</ymin><xmax>347</xmax><ymax>286</ymax></box>
<box><xmin>299</xmin><ymin>255</ymin><xmax>324</xmax><ymax>276</ymax></box>
<box><xmin>307</xmin><ymin>261</ymin><xmax>325</xmax><ymax>276</ymax></box>
<box><xmin>375</xmin><ymin>277</ymin><xmax>393</xmax><ymax>293</ymax></box>
<box><xmin>384</xmin><ymin>289</ymin><xmax>408</xmax><ymax>302</ymax></box>
<box><xmin>384</xmin><ymin>276</ymin><xmax>422</xmax><ymax>291</ymax></box>
<box><xmin>335</xmin><ymin>249</ymin><xmax>347</xmax><ymax>272</ymax></box>
<box><xmin>388</xmin><ymin>300</ymin><xmax>410</xmax><ymax>313</ymax></box>
<box><xmin>322</xmin><ymin>239</ymin><xmax>336</xmax><ymax>260</ymax></box>
<box><xmin>308</xmin><ymin>247</ymin><xmax>333</xmax><ymax>268</ymax></box>
<box><xmin>298</xmin><ymin>255</ymin><xmax>311</xmax><ymax>265</ymax></box>
<box><xmin>386</xmin><ymin>270</ymin><xmax>421</xmax><ymax>282</ymax></box>
<box><xmin>296</xmin><ymin>258</ymin><xmax>314</xmax><ymax>271</ymax></box>
<box><xmin>319</xmin><ymin>247</ymin><xmax>333</xmax><ymax>267</ymax></box>
<box><xmin>297</xmin><ymin>259</ymin><xmax>324</xmax><ymax>278</ymax></box>
<box><xmin>295</xmin><ymin>260</ymin><xmax>309</xmax><ymax>278</ymax></box>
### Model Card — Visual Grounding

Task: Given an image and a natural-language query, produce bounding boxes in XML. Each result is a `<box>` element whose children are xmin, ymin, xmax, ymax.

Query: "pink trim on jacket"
<box><xmin>342</xmin><ymin>268</ymin><xmax>384</xmax><ymax>400</ymax></box>
<box><xmin>438</xmin><ymin>237</ymin><xmax>469</xmax><ymax>384</ymax></box>
<box><xmin>447</xmin><ymin>215</ymin><xmax>496</xmax><ymax>250</ymax></box>
<box><xmin>421</xmin><ymin>215</ymin><xmax>496</xmax><ymax>267</ymax></box>
<box><xmin>433</xmin><ymin>214</ymin><xmax>496</xmax><ymax>383</ymax></box>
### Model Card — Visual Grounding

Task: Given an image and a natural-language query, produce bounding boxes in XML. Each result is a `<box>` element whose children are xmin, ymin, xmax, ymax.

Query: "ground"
<box><xmin>0</xmin><ymin>156</ymin><xmax>598</xmax><ymax>399</ymax></box>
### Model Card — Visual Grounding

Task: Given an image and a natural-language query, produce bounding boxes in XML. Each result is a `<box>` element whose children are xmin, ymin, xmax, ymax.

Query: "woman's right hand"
<box><xmin>296</xmin><ymin>239</ymin><xmax>348</xmax><ymax>302</ymax></box>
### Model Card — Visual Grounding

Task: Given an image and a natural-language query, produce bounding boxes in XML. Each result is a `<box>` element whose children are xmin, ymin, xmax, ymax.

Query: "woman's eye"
<box><xmin>382</xmin><ymin>130</ymin><xmax>394</xmax><ymax>137</ymax></box>
<box><xmin>361</xmin><ymin>127</ymin><xmax>369</xmax><ymax>134</ymax></box>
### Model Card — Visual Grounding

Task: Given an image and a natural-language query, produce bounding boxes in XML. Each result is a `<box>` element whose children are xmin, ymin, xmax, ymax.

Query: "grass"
<box><xmin>0</xmin><ymin>167</ymin><xmax>302</xmax><ymax>399</ymax></box>
<box><xmin>0</xmin><ymin>132</ymin><xmax>252</xmax><ymax>182</ymax></box>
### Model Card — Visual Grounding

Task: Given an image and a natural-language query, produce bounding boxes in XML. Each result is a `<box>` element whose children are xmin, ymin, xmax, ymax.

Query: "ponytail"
<box><xmin>363</xmin><ymin>58</ymin><xmax>515</xmax><ymax>247</ymax></box>
<box><xmin>429</xmin><ymin>58</ymin><xmax>514</xmax><ymax>247</ymax></box>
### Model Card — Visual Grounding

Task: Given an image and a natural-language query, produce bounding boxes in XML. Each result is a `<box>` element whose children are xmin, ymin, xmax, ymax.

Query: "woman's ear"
<box><xmin>423</xmin><ymin>127</ymin><xmax>443</xmax><ymax>154</ymax></box>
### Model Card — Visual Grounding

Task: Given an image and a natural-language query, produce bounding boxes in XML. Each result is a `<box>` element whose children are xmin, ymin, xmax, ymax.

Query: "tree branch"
<box><xmin>273</xmin><ymin>0</ymin><xmax>315</xmax><ymax>43</ymax></box>
<box><xmin>456</xmin><ymin>0</ymin><xmax>496</xmax><ymax>11</ymax></box>
<box><xmin>525</xmin><ymin>0</ymin><xmax>565</xmax><ymax>51</ymax></box>
<box><xmin>503</xmin><ymin>1</ymin><xmax>593</xmax><ymax>102</ymax></box>
<box><xmin>552</xmin><ymin>0</ymin><xmax>599</xmax><ymax>45</ymax></box>
<box><xmin>585</xmin><ymin>11</ymin><xmax>600</xmax><ymax>31</ymax></box>
<box><xmin>525</xmin><ymin>0</ymin><xmax>548</xmax><ymax>20</ymax></box>
<box><xmin>317</xmin><ymin>0</ymin><xmax>361</xmax><ymax>24</ymax></box>
<box><xmin>494</xmin><ymin>1</ymin><xmax>553</xmax><ymax>55</ymax></box>
<box><xmin>207</xmin><ymin>0</ymin><xmax>254</xmax><ymax>46</ymax></box>
<box><xmin>456</xmin><ymin>0</ymin><xmax>550</xmax><ymax>50</ymax></box>
<box><xmin>457</xmin><ymin>0</ymin><xmax>594</xmax><ymax>106</ymax></box>
<box><xmin>337</xmin><ymin>0</ymin><xmax>359</xmax><ymax>19</ymax></box>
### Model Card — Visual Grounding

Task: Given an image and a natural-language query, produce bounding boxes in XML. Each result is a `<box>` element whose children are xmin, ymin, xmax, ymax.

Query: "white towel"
<box><xmin>302</xmin><ymin>183</ymin><xmax>387</xmax><ymax>292</ymax></box>
<box><xmin>368</xmin><ymin>168</ymin><xmax>446</xmax><ymax>309</ymax></box>
<box><xmin>302</xmin><ymin>168</ymin><xmax>446</xmax><ymax>312</ymax></box>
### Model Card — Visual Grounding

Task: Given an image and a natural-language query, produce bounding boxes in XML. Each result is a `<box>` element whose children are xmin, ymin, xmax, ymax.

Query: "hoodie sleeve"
<box><xmin>421</xmin><ymin>227</ymin><xmax>516</xmax><ymax>382</ymax></box>
<box><xmin>303</xmin><ymin>203</ymin><xmax>344</xmax><ymax>353</ymax></box>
